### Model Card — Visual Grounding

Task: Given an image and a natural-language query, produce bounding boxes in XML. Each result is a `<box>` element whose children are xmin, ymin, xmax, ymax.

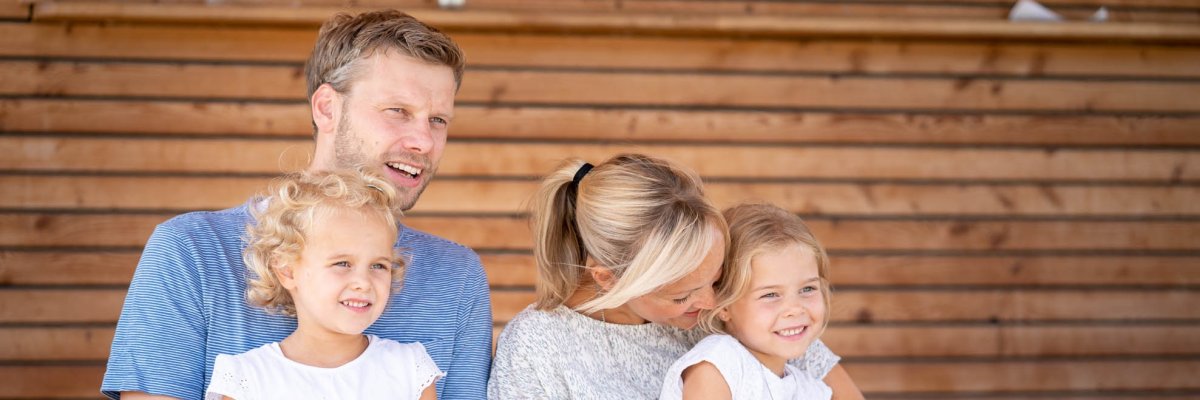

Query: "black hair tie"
<box><xmin>571</xmin><ymin>163</ymin><xmax>593</xmax><ymax>190</ymax></box>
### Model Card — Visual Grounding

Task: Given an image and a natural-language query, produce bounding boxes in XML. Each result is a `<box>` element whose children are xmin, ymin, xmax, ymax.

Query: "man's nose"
<box><xmin>400</xmin><ymin>119</ymin><xmax>435</xmax><ymax>154</ymax></box>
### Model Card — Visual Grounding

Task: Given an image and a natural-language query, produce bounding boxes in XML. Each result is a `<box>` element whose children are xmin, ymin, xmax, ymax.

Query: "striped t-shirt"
<box><xmin>101</xmin><ymin>200</ymin><xmax>493</xmax><ymax>399</ymax></box>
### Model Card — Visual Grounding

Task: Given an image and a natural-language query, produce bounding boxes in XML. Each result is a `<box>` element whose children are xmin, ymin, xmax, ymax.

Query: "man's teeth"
<box><xmin>341</xmin><ymin>300</ymin><xmax>370</xmax><ymax>308</ymax></box>
<box><xmin>387</xmin><ymin>162</ymin><xmax>422</xmax><ymax>177</ymax></box>
<box><xmin>776</xmin><ymin>327</ymin><xmax>805</xmax><ymax>336</ymax></box>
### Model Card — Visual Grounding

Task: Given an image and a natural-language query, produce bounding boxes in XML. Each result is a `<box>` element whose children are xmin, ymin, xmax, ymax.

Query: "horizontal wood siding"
<box><xmin>1</xmin><ymin>1</ymin><xmax>1196</xmax><ymax>398</ymax></box>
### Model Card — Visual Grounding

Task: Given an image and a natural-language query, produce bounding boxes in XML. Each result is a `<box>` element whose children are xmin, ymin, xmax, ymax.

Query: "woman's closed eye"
<box><xmin>672</xmin><ymin>293</ymin><xmax>691</xmax><ymax>304</ymax></box>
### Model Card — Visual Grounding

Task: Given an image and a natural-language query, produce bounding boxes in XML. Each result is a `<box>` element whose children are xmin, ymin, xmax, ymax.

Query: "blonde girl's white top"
<box><xmin>204</xmin><ymin>334</ymin><xmax>444</xmax><ymax>400</ymax></box>
<box><xmin>660</xmin><ymin>334</ymin><xmax>834</xmax><ymax>400</ymax></box>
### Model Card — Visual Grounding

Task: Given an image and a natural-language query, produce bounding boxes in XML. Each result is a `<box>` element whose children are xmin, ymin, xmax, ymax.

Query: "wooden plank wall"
<box><xmin>2</xmin><ymin>0</ymin><xmax>1199</xmax><ymax>398</ymax></box>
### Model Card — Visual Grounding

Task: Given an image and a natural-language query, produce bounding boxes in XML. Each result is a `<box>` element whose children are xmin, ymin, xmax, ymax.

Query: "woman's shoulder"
<box><xmin>501</xmin><ymin>305</ymin><xmax>572</xmax><ymax>334</ymax></box>
<box><xmin>494</xmin><ymin>305</ymin><xmax>574</xmax><ymax>351</ymax></box>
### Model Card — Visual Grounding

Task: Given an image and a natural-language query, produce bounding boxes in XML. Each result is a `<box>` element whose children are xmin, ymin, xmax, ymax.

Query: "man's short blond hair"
<box><xmin>304</xmin><ymin>10</ymin><xmax>465</xmax><ymax>134</ymax></box>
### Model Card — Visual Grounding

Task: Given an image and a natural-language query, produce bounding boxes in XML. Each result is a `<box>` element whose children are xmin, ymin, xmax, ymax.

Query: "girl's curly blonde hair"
<box><xmin>243</xmin><ymin>169</ymin><xmax>406</xmax><ymax>316</ymax></box>
<box><xmin>699</xmin><ymin>203</ymin><xmax>832</xmax><ymax>336</ymax></box>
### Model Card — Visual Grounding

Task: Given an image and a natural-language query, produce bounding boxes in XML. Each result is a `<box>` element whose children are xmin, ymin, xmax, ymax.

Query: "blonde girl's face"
<box><xmin>721</xmin><ymin>243</ymin><xmax>826</xmax><ymax>374</ymax></box>
<box><xmin>280</xmin><ymin>208</ymin><xmax>397</xmax><ymax>340</ymax></box>
<box><xmin>624</xmin><ymin>231</ymin><xmax>725</xmax><ymax>330</ymax></box>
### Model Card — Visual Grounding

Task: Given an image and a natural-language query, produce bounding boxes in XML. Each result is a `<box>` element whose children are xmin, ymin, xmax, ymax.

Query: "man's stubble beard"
<box><xmin>333</xmin><ymin>109</ymin><xmax>434</xmax><ymax>212</ymax></box>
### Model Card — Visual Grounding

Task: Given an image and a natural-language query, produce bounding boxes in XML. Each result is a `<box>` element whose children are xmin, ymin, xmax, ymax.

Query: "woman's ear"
<box><xmin>588</xmin><ymin>262</ymin><xmax>617</xmax><ymax>291</ymax></box>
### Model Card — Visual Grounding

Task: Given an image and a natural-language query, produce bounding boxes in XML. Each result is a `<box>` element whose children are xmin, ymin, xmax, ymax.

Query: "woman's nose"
<box><xmin>694</xmin><ymin>287</ymin><xmax>717</xmax><ymax>310</ymax></box>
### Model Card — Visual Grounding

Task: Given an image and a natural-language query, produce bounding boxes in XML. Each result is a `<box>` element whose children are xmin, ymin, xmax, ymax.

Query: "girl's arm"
<box><xmin>680</xmin><ymin>362</ymin><xmax>732</xmax><ymax>400</ymax></box>
<box><xmin>824</xmin><ymin>364</ymin><xmax>864</xmax><ymax>400</ymax></box>
<box><xmin>418</xmin><ymin>382</ymin><xmax>438</xmax><ymax>400</ymax></box>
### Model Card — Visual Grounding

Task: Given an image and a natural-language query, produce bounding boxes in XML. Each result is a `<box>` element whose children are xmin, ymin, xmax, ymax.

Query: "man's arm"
<box><xmin>119</xmin><ymin>392</ymin><xmax>181</xmax><ymax>399</ymax></box>
<box><xmin>102</xmin><ymin>222</ymin><xmax>209</xmax><ymax>399</ymax></box>
<box><xmin>437</xmin><ymin>258</ymin><xmax>493</xmax><ymax>399</ymax></box>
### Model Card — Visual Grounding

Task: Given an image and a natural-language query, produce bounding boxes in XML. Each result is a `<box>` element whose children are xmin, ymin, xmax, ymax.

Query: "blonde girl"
<box><xmin>661</xmin><ymin>203</ymin><xmax>836</xmax><ymax>400</ymax></box>
<box><xmin>488</xmin><ymin>154</ymin><xmax>850</xmax><ymax>399</ymax></box>
<box><xmin>205</xmin><ymin>169</ymin><xmax>443</xmax><ymax>400</ymax></box>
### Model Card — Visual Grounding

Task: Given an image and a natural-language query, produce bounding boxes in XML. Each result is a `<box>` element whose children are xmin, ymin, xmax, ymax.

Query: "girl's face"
<box><xmin>720</xmin><ymin>243</ymin><xmax>826</xmax><ymax>375</ymax></box>
<box><xmin>280</xmin><ymin>208</ymin><xmax>397</xmax><ymax>340</ymax></box>
<box><xmin>623</xmin><ymin>230</ymin><xmax>725</xmax><ymax>330</ymax></box>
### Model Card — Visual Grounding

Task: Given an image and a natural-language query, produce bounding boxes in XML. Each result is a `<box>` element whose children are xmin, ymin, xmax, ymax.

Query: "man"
<box><xmin>101</xmin><ymin>10</ymin><xmax>492</xmax><ymax>399</ymax></box>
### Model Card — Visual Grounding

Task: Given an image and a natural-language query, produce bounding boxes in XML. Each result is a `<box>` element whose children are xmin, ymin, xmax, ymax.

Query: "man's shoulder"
<box><xmin>399</xmin><ymin>226</ymin><xmax>482</xmax><ymax>266</ymax></box>
<box><xmin>154</xmin><ymin>204</ymin><xmax>252</xmax><ymax>239</ymax></box>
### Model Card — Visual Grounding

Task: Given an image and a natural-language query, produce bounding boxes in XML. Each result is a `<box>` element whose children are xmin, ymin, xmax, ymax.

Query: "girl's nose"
<box><xmin>783</xmin><ymin>297</ymin><xmax>806</xmax><ymax>318</ymax></box>
<box><xmin>348</xmin><ymin>268</ymin><xmax>370</xmax><ymax>290</ymax></box>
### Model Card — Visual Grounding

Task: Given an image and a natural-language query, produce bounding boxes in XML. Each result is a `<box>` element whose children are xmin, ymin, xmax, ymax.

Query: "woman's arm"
<box><xmin>823</xmin><ymin>364</ymin><xmax>864</xmax><ymax>400</ymax></box>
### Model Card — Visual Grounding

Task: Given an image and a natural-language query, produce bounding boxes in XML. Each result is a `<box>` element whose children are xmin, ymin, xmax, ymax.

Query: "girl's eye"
<box><xmin>759</xmin><ymin>292</ymin><xmax>780</xmax><ymax>299</ymax></box>
<box><xmin>371</xmin><ymin>263</ymin><xmax>390</xmax><ymax>271</ymax></box>
<box><xmin>801</xmin><ymin>286</ymin><xmax>818</xmax><ymax>294</ymax></box>
<box><xmin>672</xmin><ymin>294</ymin><xmax>691</xmax><ymax>304</ymax></box>
<box><xmin>332</xmin><ymin>261</ymin><xmax>350</xmax><ymax>268</ymax></box>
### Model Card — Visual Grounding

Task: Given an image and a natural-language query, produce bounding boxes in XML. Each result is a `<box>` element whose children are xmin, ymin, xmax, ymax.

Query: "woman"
<box><xmin>488</xmin><ymin>154</ymin><xmax>861</xmax><ymax>399</ymax></box>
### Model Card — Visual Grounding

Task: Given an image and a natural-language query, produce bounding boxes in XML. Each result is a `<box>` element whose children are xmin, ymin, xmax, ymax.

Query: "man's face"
<box><xmin>326</xmin><ymin>50</ymin><xmax>456</xmax><ymax>211</ymax></box>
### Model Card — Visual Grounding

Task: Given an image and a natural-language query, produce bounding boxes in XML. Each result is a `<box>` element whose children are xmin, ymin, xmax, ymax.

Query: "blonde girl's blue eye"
<box><xmin>759</xmin><ymin>292</ymin><xmax>779</xmax><ymax>300</ymax></box>
<box><xmin>371</xmin><ymin>263</ymin><xmax>390</xmax><ymax>270</ymax></box>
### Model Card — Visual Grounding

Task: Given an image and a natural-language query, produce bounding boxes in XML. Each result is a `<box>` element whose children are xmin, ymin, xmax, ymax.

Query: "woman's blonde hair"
<box><xmin>530</xmin><ymin>153</ymin><xmax>728</xmax><ymax>314</ymax></box>
<box><xmin>243</xmin><ymin>169</ymin><xmax>406</xmax><ymax>316</ymax></box>
<box><xmin>699</xmin><ymin>203</ymin><xmax>832</xmax><ymax>335</ymax></box>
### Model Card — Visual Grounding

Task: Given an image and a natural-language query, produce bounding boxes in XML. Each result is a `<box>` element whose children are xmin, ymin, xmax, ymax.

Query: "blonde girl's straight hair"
<box><xmin>700</xmin><ymin>203</ymin><xmax>832</xmax><ymax>335</ymax></box>
<box><xmin>243</xmin><ymin>169</ymin><xmax>406</xmax><ymax>316</ymax></box>
<box><xmin>529</xmin><ymin>153</ymin><xmax>728</xmax><ymax>313</ymax></box>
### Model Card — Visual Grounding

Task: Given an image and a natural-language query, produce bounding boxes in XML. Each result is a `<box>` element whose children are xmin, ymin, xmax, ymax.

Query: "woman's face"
<box><xmin>623</xmin><ymin>231</ymin><xmax>725</xmax><ymax>330</ymax></box>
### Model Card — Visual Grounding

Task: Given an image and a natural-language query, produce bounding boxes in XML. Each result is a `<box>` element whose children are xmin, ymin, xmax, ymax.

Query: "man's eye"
<box><xmin>431</xmin><ymin>117</ymin><xmax>448</xmax><ymax>126</ymax></box>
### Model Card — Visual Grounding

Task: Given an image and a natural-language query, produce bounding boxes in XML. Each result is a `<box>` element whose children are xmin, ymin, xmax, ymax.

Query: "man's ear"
<box><xmin>311</xmin><ymin>83</ymin><xmax>341</xmax><ymax>135</ymax></box>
